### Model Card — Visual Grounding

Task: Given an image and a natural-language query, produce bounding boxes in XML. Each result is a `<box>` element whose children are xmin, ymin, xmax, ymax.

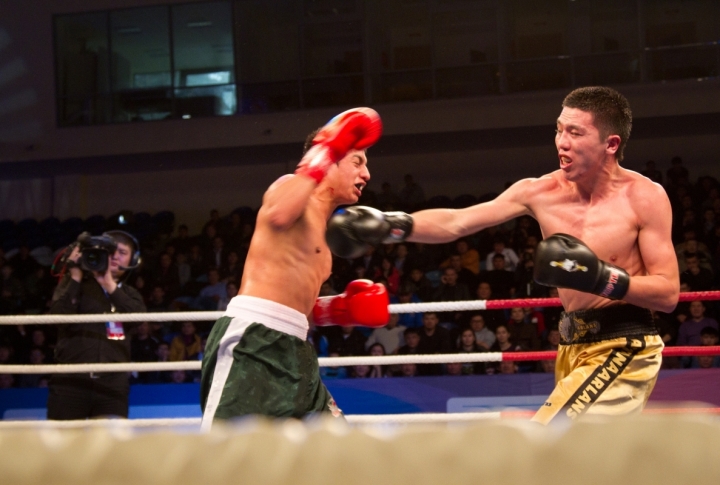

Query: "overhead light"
<box><xmin>116</xmin><ymin>26</ymin><xmax>141</xmax><ymax>34</ymax></box>
<box><xmin>187</xmin><ymin>20</ymin><xmax>212</xmax><ymax>28</ymax></box>
<box><xmin>182</xmin><ymin>114</ymin><xmax>191</xmax><ymax>119</ymax></box>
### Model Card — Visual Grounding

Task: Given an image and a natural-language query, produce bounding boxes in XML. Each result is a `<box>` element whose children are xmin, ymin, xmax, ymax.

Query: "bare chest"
<box><xmin>534</xmin><ymin>196</ymin><xmax>640</xmax><ymax>264</ymax></box>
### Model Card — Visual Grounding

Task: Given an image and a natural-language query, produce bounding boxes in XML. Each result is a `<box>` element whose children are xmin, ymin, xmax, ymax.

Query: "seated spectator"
<box><xmin>8</xmin><ymin>245</ymin><xmax>39</xmax><ymax>281</ymax></box>
<box><xmin>469</xmin><ymin>313</ymin><xmax>495</xmax><ymax>350</ymax></box>
<box><xmin>544</xmin><ymin>328</ymin><xmax>561</xmax><ymax>351</ymax></box>
<box><xmin>217</xmin><ymin>282</ymin><xmax>239</xmax><ymax>312</ymax></box>
<box><xmin>404</xmin><ymin>267</ymin><xmax>435</xmax><ymax>303</ymax></box>
<box><xmin>147</xmin><ymin>286</ymin><xmax>170</xmax><ymax>312</ymax></box>
<box><xmin>690</xmin><ymin>327</ymin><xmax>720</xmax><ymax>369</ymax></box>
<box><xmin>326</xmin><ymin>325</ymin><xmax>367</xmax><ymax>357</ymax></box>
<box><xmin>29</xmin><ymin>328</ymin><xmax>53</xmax><ymax>362</ymax></box>
<box><xmin>445</xmin><ymin>361</ymin><xmax>464</xmax><ymax>376</ymax></box>
<box><xmin>151</xmin><ymin>252</ymin><xmax>181</xmax><ymax>300</ymax></box>
<box><xmin>393</xmin><ymin>243</ymin><xmax>409</xmax><ymax>276</ymax></box>
<box><xmin>169</xmin><ymin>322</ymin><xmax>202</xmax><ymax>361</ymax></box>
<box><xmin>131</xmin><ymin>322</ymin><xmax>160</xmax><ymax>363</ymax></box>
<box><xmin>168</xmin><ymin>224</ymin><xmax>193</xmax><ymax>255</ymax></box>
<box><xmin>498</xmin><ymin>360</ymin><xmax>518</xmax><ymax>375</ymax></box>
<box><xmin>367</xmin><ymin>342</ymin><xmax>391</xmax><ymax>378</ymax></box>
<box><xmin>474</xmin><ymin>282</ymin><xmax>506</xmax><ymax>330</ymax></box>
<box><xmin>485</xmin><ymin>238</ymin><xmax>519</xmax><ymax>272</ymax></box>
<box><xmin>23</xmin><ymin>266</ymin><xmax>55</xmax><ymax>313</ymax></box>
<box><xmin>373</xmin><ymin>256</ymin><xmax>400</xmax><ymax>295</ymax></box>
<box><xmin>489</xmin><ymin>324</ymin><xmax>522</xmax><ymax>353</ymax></box>
<box><xmin>417</xmin><ymin>312</ymin><xmax>452</xmax><ymax>376</ymax></box>
<box><xmin>442</xmin><ymin>239</ymin><xmax>480</xmax><ymax>275</ymax></box>
<box><xmin>455</xmin><ymin>327</ymin><xmax>485</xmax><ymax>375</ymax></box>
<box><xmin>16</xmin><ymin>347</ymin><xmax>48</xmax><ymax>388</ymax></box>
<box><xmin>0</xmin><ymin>264</ymin><xmax>25</xmax><ymax>315</ymax></box>
<box><xmin>319</xmin><ymin>349</ymin><xmax>347</xmax><ymax>379</ymax></box>
<box><xmin>351</xmin><ymin>364</ymin><xmax>371</xmax><ymax>378</ymax></box>
<box><xmin>195</xmin><ymin>268</ymin><xmax>228</xmax><ymax>310</ymax></box>
<box><xmin>397</xmin><ymin>328</ymin><xmax>421</xmax><ymax>355</ymax></box>
<box><xmin>440</xmin><ymin>253</ymin><xmax>479</xmax><ymax>294</ymax></box>
<box><xmin>515</xmin><ymin>246</ymin><xmax>549</xmax><ymax>298</ymax></box>
<box><xmin>399</xmin><ymin>363</ymin><xmax>418</xmax><ymax>377</ymax></box>
<box><xmin>680</xmin><ymin>253</ymin><xmax>714</xmax><ymax>291</ymax></box>
<box><xmin>540</xmin><ymin>358</ymin><xmax>556</xmax><ymax>374</ymax></box>
<box><xmin>390</xmin><ymin>284</ymin><xmax>423</xmax><ymax>329</ymax></box>
<box><xmin>365</xmin><ymin>313</ymin><xmax>406</xmax><ymax>355</ymax></box>
<box><xmin>480</xmin><ymin>254</ymin><xmax>516</xmax><ymax>299</ymax></box>
<box><xmin>431</xmin><ymin>267</ymin><xmax>471</xmax><ymax>330</ymax></box>
<box><xmin>677</xmin><ymin>301</ymin><xmax>719</xmax><ymax>368</ymax></box>
<box><xmin>676</xmin><ymin>238</ymin><xmax>713</xmax><ymax>273</ymax></box>
<box><xmin>0</xmin><ymin>343</ymin><xmax>15</xmax><ymax>364</ymax></box>
<box><xmin>219</xmin><ymin>250</ymin><xmax>244</xmax><ymax>286</ymax></box>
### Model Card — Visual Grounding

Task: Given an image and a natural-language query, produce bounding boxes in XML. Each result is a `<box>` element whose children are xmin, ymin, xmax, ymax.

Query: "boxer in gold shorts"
<box><xmin>325</xmin><ymin>87</ymin><xmax>680</xmax><ymax>423</ymax></box>
<box><xmin>531</xmin><ymin>304</ymin><xmax>663</xmax><ymax>424</ymax></box>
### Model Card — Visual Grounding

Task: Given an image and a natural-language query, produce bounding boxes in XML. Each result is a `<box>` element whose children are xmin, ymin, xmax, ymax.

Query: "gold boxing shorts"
<box><xmin>532</xmin><ymin>304</ymin><xmax>663</xmax><ymax>425</ymax></box>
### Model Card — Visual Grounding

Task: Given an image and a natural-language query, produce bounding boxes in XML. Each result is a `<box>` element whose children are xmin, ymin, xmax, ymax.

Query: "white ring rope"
<box><xmin>0</xmin><ymin>352</ymin><xmax>510</xmax><ymax>374</ymax></box>
<box><xmin>0</xmin><ymin>301</ymin><xmax>489</xmax><ymax>325</ymax></box>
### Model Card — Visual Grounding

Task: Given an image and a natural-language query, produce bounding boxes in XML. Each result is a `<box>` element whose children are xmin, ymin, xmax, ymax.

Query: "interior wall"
<box><xmin>2</xmin><ymin>132</ymin><xmax>714</xmax><ymax>233</ymax></box>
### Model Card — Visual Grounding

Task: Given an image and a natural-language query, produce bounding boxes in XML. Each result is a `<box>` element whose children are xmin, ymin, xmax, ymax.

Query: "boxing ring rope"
<box><xmin>1</xmin><ymin>291</ymin><xmax>718</xmax><ymax>326</ymax></box>
<box><xmin>0</xmin><ymin>292</ymin><xmax>718</xmax><ymax>431</ymax></box>
<box><xmin>1</xmin><ymin>346</ymin><xmax>719</xmax><ymax>375</ymax></box>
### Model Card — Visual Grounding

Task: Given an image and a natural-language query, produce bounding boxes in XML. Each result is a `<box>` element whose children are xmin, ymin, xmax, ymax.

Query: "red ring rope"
<box><xmin>501</xmin><ymin>346</ymin><xmax>720</xmax><ymax>362</ymax></box>
<box><xmin>483</xmin><ymin>291</ymin><xmax>720</xmax><ymax>310</ymax></box>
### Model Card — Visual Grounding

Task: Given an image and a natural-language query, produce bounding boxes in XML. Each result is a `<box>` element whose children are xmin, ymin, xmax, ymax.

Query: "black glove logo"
<box><xmin>550</xmin><ymin>259</ymin><xmax>589</xmax><ymax>273</ymax></box>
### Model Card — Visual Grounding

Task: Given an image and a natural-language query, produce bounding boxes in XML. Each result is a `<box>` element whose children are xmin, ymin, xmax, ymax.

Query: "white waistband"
<box><xmin>224</xmin><ymin>295</ymin><xmax>308</xmax><ymax>341</ymax></box>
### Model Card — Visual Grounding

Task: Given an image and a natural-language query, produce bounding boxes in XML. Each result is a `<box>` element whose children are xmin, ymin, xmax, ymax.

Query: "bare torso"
<box><xmin>239</xmin><ymin>197</ymin><xmax>332</xmax><ymax>317</ymax></box>
<box><xmin>526</xmin><ymin>168</ymin><xmax>652</xmax><ymax>312</ymax></box>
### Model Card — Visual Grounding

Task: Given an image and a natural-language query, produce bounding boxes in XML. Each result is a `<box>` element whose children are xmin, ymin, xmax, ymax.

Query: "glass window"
<box><xmin>589</xmin><ymin>0</ymin><xmax>638</xmax><ymax>53</ymax></box>
<box><xmin>509</xmin><ymin>0</ymin><xmax>569</xmax><ymax>60</ymax></box>
<box><xmin>110</xmin><ymin>6</ymin><xmax>172</xmax><ymax>121</ymax></box>
<box><xmin>236</xmin><ymin>0</ymin><xmax>300</xmax><ymax>83</ymax></box>
<box><xmin>55</xmin><ymin>13</ymin><xmax>111</xmax><ymax>126</ymax></box>
<box><xmin>432</xmin><ymin>4</ymin><xmax>499</xmax><ymax>67</ymax></box>
<box><xmin>173</xmin><ymin>1</ymin><xmax>236</xmax><ymax>117</ymax></box>
<box><xmin>645</xmin><ymin>0</ymin><xmax>720</xmax><ymax>48</ymax></box>
<box><xmin>368</xmin><ymin>1</ymin><xmax>431</xmax><ymax>72</ymax></box>
<box><xmin>302</xmin><ymin>21</ymin><xmax>363</xmax><ymax>77</ymax></box>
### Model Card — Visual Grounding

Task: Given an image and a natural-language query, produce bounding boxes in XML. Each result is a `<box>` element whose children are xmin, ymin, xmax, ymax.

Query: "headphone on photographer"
<box><xmin>103</xmin><ymin>230</ymin><xmax>142</xmax><ymax>271</ymax></box>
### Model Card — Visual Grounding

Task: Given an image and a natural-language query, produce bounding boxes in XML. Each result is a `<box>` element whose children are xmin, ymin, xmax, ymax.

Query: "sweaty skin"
<box><xmin>407</xmin><ymin>107</ymin><xmax>679</xmax><ymax>314</ymax></box>
<box><xmin>239</xmin><ymin>150</ymin><xmax>370</xmax><ymax>317</ymax></box>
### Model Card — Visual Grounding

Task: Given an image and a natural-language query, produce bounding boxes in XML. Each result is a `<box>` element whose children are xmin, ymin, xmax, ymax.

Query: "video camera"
<box><xmin>74</xmin><ymin>232</ymin><xmax>118</xmax><ymax>273</ymax></box>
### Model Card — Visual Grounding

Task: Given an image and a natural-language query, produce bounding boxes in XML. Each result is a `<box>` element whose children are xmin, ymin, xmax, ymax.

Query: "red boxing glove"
<box><xmin>313</xmin><ymin>279</ymin><xmax>389</xmax><ymax>327</ymax></box>
<box><xmin>295</xmin><ymin>107</ymin><xmax>382</xmax><ymax>184</ymax></box>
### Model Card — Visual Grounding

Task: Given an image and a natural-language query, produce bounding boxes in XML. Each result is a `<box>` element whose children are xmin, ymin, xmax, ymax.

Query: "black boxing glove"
<box><xmin>326</xmin><ymin>206</ymin><xmax>414</xmax><ymax>259</ymax></box>
<box><xmin>533</xmin><ymin>233</ymin><xmax>629</xmax><ymax>300</ymax></box>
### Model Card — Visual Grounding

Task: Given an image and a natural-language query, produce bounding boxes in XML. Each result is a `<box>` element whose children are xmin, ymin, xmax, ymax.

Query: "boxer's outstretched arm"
<box><xmin>622</xmin><ymin>182</ymin><xmax>679</xmax><ymax>313</ymax></box>
<box><xmin>407</xmin><ymin>179</ymin><xmax>534</xmax><ymax>244</ymax></box>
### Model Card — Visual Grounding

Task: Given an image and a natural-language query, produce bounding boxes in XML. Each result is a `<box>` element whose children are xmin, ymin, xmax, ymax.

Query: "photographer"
<box><xmin>47</xmin><ymin>231</ymin><xmax>145</xmax><ymax>420</ymax></box>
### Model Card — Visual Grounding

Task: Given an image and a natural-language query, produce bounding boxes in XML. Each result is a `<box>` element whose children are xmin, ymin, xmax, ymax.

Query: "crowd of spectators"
<box><xmin>1</xmin><ymin>158</ymin><xmax>720</xmax><ymax>389</ymax></box>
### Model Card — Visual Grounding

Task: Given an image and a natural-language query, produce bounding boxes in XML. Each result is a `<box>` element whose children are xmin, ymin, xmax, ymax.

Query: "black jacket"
<box><xmin>49</xmin><ymin>274</ymin><xmax>146</xmax><ymax>364</ymax></box>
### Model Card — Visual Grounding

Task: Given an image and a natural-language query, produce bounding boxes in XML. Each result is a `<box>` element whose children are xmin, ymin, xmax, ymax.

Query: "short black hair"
<box><xmin>303</xmin><ymin>128</ymin><xmax>322</xmax><ymax>155</ymax></box>
<box><xmin>701</xmin><ymin>326</ymin><xmax>719</xmax><ymax>338</ymax></box>
<box><xmin>562</xmin><ymin>86</ymin><xmax>632</xmax><ymax>162</ymax></box>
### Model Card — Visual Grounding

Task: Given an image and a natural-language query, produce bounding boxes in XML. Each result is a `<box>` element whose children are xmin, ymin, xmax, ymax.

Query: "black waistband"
<box><xmin>558</xmin><ymin>304</ymin><xmax>656</xmax><ymax>345</ymax></box>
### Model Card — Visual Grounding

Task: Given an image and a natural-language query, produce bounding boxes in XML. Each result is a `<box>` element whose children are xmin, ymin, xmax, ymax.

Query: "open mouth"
<box><xmin>559</xmin><ymin>156</ymin><xmax>572</xmax><ymax>169</ymax></box>
<box><xmin>354</xmin><ymin>183</ymin><xmax>364</xmax><ymax>195</ymax></box>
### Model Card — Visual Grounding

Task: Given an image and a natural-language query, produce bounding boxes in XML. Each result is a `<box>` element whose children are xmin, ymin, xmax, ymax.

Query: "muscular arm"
<box><xmin>407</xmin><ymin>179</ymin><xmax>534</xmax><ymax>244</ymax></box>
<box><xmin>623</xmin><ymin>183</ymin><xmax>680</xmax><ymax>313</ymax></box>
<box><xmin>260</xmin><ymin>174</ymin><xmax>318</xmax><ymax>230</ymax></box>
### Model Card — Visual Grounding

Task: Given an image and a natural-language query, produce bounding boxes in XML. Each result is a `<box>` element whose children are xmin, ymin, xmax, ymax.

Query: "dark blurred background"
<box><xmin>0</xmin><ymin>0</ymin><xmax>719</xmax><ymax>231</ymax></box>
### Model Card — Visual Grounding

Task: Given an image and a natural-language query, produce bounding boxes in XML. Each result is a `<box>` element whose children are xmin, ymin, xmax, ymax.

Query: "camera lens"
<box><xmin>81</xmin><ymin>249</ymin><xmax>109</xmax><ymax>273</ymax></box>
